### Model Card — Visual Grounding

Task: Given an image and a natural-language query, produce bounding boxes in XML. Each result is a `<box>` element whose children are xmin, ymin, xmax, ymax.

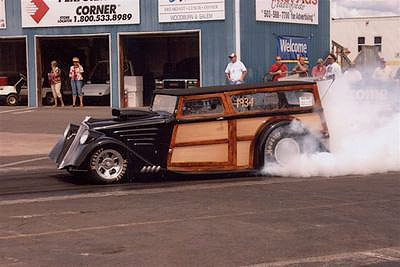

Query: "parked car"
<box><xmin>0</xmin><ymin>73</ymin><xmax>26</xmax><ymax>106</ymax></box>
<box><xmin>49</xmin><ymin>81</ymin><xmax>329</xmax><ymax>183</ymax></box>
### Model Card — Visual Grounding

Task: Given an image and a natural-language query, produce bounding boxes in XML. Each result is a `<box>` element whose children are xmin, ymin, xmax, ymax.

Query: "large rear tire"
<box><xmin>89</xmin><ymin>147</ymin><xmax>128</xmax><ymax>184</ymax></box>
<box><xmin>263</xmin><ymin>126</ymin><xmax>303</xmax><ymax>167</ymax></box>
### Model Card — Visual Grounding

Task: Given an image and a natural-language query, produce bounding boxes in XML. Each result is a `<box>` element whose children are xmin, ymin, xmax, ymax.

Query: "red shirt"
<box><xmin>269</xmin><ymin>63</ymin><xmax>288</xmax><ymax>81</ymax></box>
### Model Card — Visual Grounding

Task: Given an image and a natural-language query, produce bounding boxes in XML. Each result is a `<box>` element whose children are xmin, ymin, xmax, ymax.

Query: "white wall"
<box><xmin>331</xmin><ymin>16</ymin><xmax>400</xmax><ymax>66</ymax></box>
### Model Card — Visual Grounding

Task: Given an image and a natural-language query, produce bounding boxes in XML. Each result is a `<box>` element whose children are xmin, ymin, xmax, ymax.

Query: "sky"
<box><xmin>331</xmin><ymin>0</ymin><xmax>400</xmax><ymax>18</ymax></box>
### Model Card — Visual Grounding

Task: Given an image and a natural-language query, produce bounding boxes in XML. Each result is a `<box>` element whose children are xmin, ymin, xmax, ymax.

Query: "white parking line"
<box><xmin>12</xmin><ymin>110</ymin><xmax>35</xmax><ymax>115</ymax></box>
<box><xmin>0</xmin><ymin>156</ymin><xmax>49</xmax><ymax>168</ymax></box>
<box><xmin>0</xmin><ymin>107</ymin><xmax>35</xmax><ymax>114</ymax></box>
<box><xmin>246</xmin><ymin>247</ymin><xmax>400</xmax><ymax>266</ymax></box>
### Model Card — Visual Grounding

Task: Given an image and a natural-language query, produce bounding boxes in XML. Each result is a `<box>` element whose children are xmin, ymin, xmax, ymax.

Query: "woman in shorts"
<box><xmin>49</xmin><ymin>60</ymin><xmax>64</xmax><ymax>107</ymax></box>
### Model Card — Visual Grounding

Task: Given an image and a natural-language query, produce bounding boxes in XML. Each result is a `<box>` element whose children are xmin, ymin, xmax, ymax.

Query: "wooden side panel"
<box><xmin>175</xmin><ymin>121</ymin><xmax>228</xmax><ymax>144</ymax></box>
<box><xmin>237</xmin><ymin>141</ymin><xmax>251</xmax><ymax>167</ymax></box>
<box><xmin>236</xmin><ymin>117</ymin><xmax>270</xmax><ymax>137</ymax></box>
<box><xmin>294</xmin><ymin>113</ymin><xmax>323</xmax><ymax>135</ymax></box>
<box><xmin>171</xmin><ymin>144</ymin><xmax>229</xmax><ymax>163</ymax></box>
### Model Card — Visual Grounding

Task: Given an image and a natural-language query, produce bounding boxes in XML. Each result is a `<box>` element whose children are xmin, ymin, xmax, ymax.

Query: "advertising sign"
<box><xmin>256</xmin><ymin>0</ymin><xmax>319</xmax><ymax>25</ymax></box>
<box><xmin>277</xmin><ymin>36</ymin><xmax>309</xmax><ymax>61</ymax></box>
<box><xmin>159</xmin><ymin>0</ymin><xmax>225</xmax><ymax>23</ymax></box>
<box><xmin>21</xmin><ymin>0</ymin><xmax>140</xmax><ymax>28</ymax></box>
<box><xmin>0</xmin><ymin>0</ymin><xmax>5</xmax><ymax>29</ymax></box>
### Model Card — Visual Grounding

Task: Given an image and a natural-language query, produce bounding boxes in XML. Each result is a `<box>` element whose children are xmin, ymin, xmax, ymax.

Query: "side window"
<box><xmin>231</xmin><ymin>91</ymin><xmax>315</xmax><ymax>113</ymax></box>
<box><xmin>182</xmin><ymin>98</ymin><xmax>224</xmax><ymax>116</ymax></box>
<box><xmin>231</xmin><ymin>92</ymin><xmax>280</xmax><ymax>112</ymax></box>
<box><xmin>284</xmin><ymin>91</ymin><xmax>315</xmax><ymax>107</ymax></box>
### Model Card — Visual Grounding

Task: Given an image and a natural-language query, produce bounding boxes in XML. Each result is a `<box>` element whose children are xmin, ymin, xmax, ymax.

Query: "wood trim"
<box><xmin>167</xmin><ymin>124</ymin><xmax>179</xmax><ymax>167</ymax></box>
<box><xmin>168</xmin><ymin>165</ymin><xmax>249</xmax><ymax>172</ymax></box>
<box><xmin>174</xmin><ymin>139</ymin><xmax>228</xmax><ymax>147</ymax></box>
<box><xmin>170</xmin><ymin>162</ymin><xmax>230</xmax><ymax>167</ymax></box>
<box><xmin>228</xmin><ymin>120</ymin><xmax>237</xmax><ymax>166</ymax></box>
<box><xmin>224</xmin><ymin>85</ymin><xmax>315</xmax><ymax>97</ymax></box>
<box><xmin>237</xmin><ymin>135</ymin><xmax>253</xmax><ymax>142</ymax></box>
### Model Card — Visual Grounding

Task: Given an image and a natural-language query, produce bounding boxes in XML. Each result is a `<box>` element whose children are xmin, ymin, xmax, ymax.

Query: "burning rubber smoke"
<box><xmin>263</xmin><ymin>77</ymin><xmax>400</xmax><ymax>177</ymax></box>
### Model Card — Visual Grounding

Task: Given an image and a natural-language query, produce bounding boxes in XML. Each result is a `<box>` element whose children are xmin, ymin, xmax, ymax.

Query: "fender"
<box><xmin>251</xmin><ymin>118</ymin><xmax>295</xmax><ymax>169</ymax></box>
<box><xmin>74</xmin><ymin>136</ymin><xmax>156</xmax><ymax>171</ymax></box>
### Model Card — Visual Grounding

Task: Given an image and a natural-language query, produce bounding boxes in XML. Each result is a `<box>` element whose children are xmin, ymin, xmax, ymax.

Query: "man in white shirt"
<box><xmin>325</xmin><ymin>53</ymin><xmax>342</xmax><ymax>79</ymax></box>
<box><xmin>372</xmin><ymin>59</ymin><xmax>393</xmax><ymax>81</ymax></box>
<box><xmin>225</xmin><ymin>53</ymin><xmax>247</xmax><ymax>85</ymax></box>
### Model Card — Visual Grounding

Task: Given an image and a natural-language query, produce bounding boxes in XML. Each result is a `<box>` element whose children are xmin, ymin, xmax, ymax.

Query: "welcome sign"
<box><xmin>0</xmin><ymin>0</ymin><xmax>5</xmax><ymax>29</ymax></box>
<box><xmin>21</xmin><ymin>0</ymin><xmax>140</xmax><ymax>28</ymax></box>
<box><xmin>277</xmin><ymin>36</ymin><xmax>309</xmax><ymax>61</ymax></box>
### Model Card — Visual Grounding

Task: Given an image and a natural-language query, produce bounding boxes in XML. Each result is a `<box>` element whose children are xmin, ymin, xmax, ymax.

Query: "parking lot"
<box><xmin>0</xmin><ymin>106</ymin><xmax>400</xmax><ymax>266</ymax></box>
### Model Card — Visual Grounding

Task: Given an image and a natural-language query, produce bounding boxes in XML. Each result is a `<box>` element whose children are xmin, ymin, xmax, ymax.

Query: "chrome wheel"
<box><xmin>92</xmin><ymin>149</ymin><xmax>125</xmax><ymax>181</ymax></box>
<box><xmin>272</xmin><ymin>137</ymin><xmax>300</xmax><ymax>165</ymax></box>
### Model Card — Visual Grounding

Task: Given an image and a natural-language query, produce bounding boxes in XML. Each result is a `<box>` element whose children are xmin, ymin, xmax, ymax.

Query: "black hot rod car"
<box><xmin>49</xmin><ymin>81</ymin><xmax>329</xmax><ymax>183</ymax></box>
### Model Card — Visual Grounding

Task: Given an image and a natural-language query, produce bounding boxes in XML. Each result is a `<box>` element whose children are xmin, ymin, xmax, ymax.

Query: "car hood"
<box><xmin>85</xmin><ymin>109</ymin><xmax>174</xmax><ymax>130</ymax></box>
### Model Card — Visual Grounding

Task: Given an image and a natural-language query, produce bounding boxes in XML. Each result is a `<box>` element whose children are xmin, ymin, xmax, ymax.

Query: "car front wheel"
<box><xmin>89</xmin><ymin>147</ymin><xmax>128</xmax><ymax>184</ymax></box>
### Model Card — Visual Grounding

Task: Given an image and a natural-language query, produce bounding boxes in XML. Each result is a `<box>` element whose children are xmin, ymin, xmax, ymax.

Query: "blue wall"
<box><xmin>1</xmin><ymin>0</ymin><xmax>330</xmax><ymax>107</ymax></box>
<box><xmin>240</xmin><ymin>0</ymin><xmax>330</xmax><ymax>83</ymax></box>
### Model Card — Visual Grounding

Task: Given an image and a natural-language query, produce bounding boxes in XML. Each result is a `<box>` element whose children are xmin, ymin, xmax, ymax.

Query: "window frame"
<box><xmin>358</xmin><ymin>36</ymin><xmax>365</xmax><ymax>52</ymax></box>
<box><xmin>225</xmin><ymin>85</ymin><xmax>318</xmax><ymax>116</ymax></box>
<box><xmin>176</xmin><ymin>93</ymin><xmax>230</xmax><ymax>120</ymax></box>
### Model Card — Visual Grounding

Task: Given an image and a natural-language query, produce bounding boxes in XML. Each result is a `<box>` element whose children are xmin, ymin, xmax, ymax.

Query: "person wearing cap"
<box><xmin>324</xmin><ymin>53</ymin><xmax>342</xmax><ymax>79</ymax></box>
<box><xmin>269</xmin><ymin>56</ymin><xmax>288</xmax><ymax>81</ymax></box>
<box><xmin>49</xmin><ymin>60</ymin><xmax>64</xmax><ymax>107</ymax></box>
<box><xmin>69</xmin><ymin>57</ymin><xmax>84</xmax><ymax>107</ymax></box>
<box><xmin>225</xmin><ymin>53</ymin><xmax>247</xmax><ymax>85</ymax></box>
<box><xmin>292</xmin><ymin>56</ymin><xmax>309</xmax><ymax>77</ymax></box>
<box><xmin>311</xmin><ymin>58</ymin><xmax>326</xmax><ymax>79</ymax></box>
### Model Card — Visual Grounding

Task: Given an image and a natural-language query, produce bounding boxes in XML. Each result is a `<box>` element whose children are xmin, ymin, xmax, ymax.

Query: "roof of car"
<box><xmin>154</xmin><ymin>81</ymin><xmax>316</xmax><ymax>96</ymax></box>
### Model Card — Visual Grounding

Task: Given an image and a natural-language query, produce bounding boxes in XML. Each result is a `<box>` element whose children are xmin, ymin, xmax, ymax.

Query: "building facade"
<box><xmin>331</xmin><ymin>16</ymin><xmax>400</xmax><ymax>65</ymax></box>
<box><xmin>0</xmin><ymin>0</ymin><xmax>330</xmax><ymax>108</ymax></box>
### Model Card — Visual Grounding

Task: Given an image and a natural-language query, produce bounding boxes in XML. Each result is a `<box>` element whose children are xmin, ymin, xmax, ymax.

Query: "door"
<box><xmin>168</xmin><ymin>94</ymin><xmax>236</xmax><ymax>171</ymax></box>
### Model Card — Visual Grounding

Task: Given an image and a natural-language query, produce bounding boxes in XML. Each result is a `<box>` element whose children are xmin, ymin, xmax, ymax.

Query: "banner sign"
<box><xmin>21</xmin><ymin>0</ymin><xmax>140</xmax><ymax>28</ymax></box>
<box><xmin>277</xmin><ymin>36</ymin><xmax>309</xmax><ymax>61</ymax></box>
<box><xmin>0</xmin><ymin>0</ymin><xmax>5</xmax><ymax>29</ymax></box>
<box><xmin>159</xmin><ymin>0</ymin><xmax>225</xmax><ymax>23</ymax></box>
<box><xmin>256</xmin><ymin>0</ymin><xmax>319</xmax><ymax>25</ymax></box>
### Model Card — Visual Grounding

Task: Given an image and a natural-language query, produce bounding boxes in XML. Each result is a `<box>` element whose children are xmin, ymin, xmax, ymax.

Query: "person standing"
<box><xmin>225</xmin><ymin>52</ymin><xmax>247</xmax><ymax>85</ymax></box>
<box><xmin>292</xmin><ymin>56</ymin><xmax>309</xmax><ymax>77</ymax></box>
<box><xmin>311</xmin><ymin>58</ymin><xmax>326</xmax><ymax>79</ymax></box>
<box><xmin>269</xmin><ymin>56</ymin><xmax>288</xmax><ymax>81</ymax></box>
<box><xmin>325</xmin><ymin>53</ymin><xmax>342</xmax><ymax>79</ymax></box>
<box><xmin>49</xmin><ymin>60</ymin><xmax>64</xmax><ymax>107</ymax></box>
<box><xmin>69</xmin><ymin>57</ymin><xmax>84</xmax><ymax>107</ymax></box>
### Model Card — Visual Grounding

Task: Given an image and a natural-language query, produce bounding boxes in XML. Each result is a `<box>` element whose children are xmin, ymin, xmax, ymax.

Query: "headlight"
<box><xmin>63</xmin><ymin>125</ymin><xmax>71</xmax><ymax>138</ymax></box>
<box><xmin>80</xmin><ymin>130</ymin><xmax>90</xmax><ymax>144</ymax></box>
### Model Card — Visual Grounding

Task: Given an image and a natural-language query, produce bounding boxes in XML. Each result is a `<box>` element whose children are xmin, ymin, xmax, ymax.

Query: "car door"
<box><xmin>168</xmin><ymin>94</ymin><xmax>235</xmax><ymax>172</ymax></box>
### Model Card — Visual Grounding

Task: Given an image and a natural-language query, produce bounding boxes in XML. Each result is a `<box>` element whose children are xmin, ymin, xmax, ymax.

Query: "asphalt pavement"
<box><xmin>0</xmin><ymin>106</ymin><xmax>400</xmax><ymax>266</ymax></box>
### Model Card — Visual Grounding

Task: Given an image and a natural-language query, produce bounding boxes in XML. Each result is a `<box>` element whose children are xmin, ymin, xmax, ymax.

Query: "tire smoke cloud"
<box><xmin>263</xmin><ymin>78</ymin><xmax>400</xmax><ymax>177</ymax></box>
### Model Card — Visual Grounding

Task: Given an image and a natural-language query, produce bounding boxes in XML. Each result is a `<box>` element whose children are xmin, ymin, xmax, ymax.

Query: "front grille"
<box><xmin>58</xmin><ymin>125</ymin><xmax>87</xmax><ymax>168</ymax></box>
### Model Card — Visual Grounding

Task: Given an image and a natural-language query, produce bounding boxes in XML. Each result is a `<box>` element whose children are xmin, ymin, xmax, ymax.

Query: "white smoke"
<box><xmin>263</xmin><ymin>77</ymin><xmax>400</xmax><ymax>177</ymax></box>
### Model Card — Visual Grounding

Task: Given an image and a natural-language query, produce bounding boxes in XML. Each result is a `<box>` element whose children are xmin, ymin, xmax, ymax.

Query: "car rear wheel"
<box><xmin>6</xmin><ymin>94</ymin><xmax>18</xmax><ymax>106</ymax></box>
<box><xmin>89</xmin><ymin>147</ymin><xmax>128</xmax><ymax>184</ymax></box>
<box><xmin>262</xmin><ymin>126</ymin><xmax>303</xmax><ymax>168</ymax></box>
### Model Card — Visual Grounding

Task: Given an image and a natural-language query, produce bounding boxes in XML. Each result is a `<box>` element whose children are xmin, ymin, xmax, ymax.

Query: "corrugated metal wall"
<box><xmin>1</xmin><ymin>0</ymin><xmax>330</xmax><ymax>107</ymax></box>
<box><xmin>240</xmin><ymin>0</ymin><xmax>330</xmax><ymax>83</ymax></box>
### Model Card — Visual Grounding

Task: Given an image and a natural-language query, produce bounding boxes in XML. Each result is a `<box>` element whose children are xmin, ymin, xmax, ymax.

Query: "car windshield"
<box><xmin>152</xmin><ymin>94</ymin><xmax>178</xmax><ymax>114</ymax></box>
